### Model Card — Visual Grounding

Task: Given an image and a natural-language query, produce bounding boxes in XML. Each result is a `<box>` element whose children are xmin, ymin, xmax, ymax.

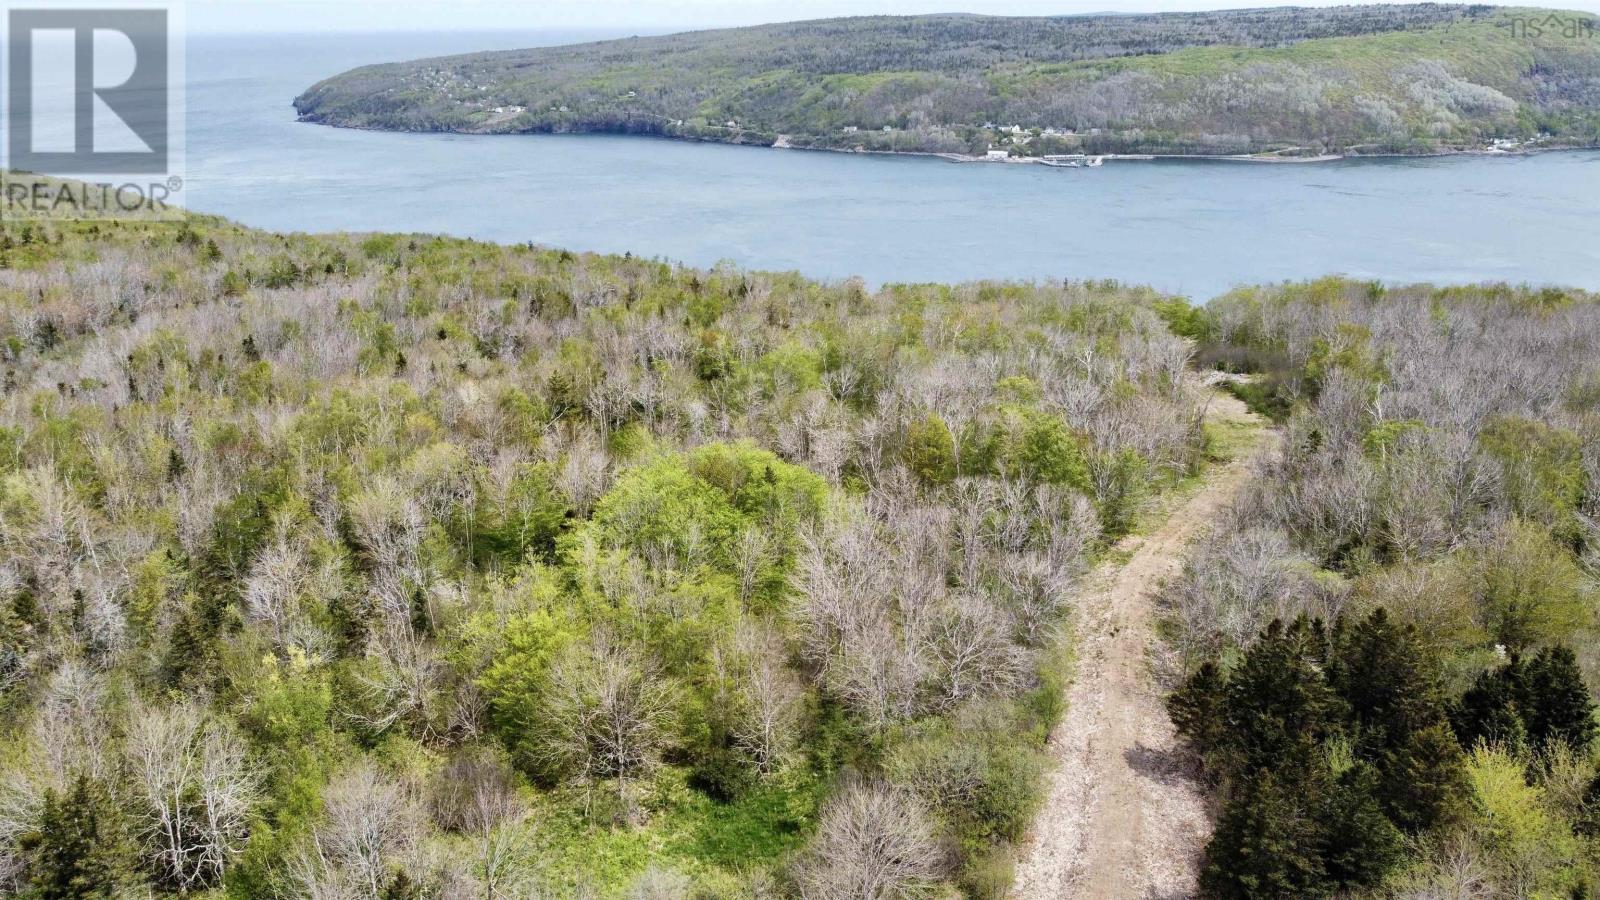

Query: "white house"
<box><xmin>985</xmin><ymin>149</ymin><xmax>1009</xmax><ymax>160</ymax></box>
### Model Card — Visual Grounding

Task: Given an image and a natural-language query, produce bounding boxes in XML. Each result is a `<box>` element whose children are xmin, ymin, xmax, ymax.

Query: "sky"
<box><xmin>188</xmin><ymin>0</ymin><xmax>1600</xmax><ymax>34</ymax></box>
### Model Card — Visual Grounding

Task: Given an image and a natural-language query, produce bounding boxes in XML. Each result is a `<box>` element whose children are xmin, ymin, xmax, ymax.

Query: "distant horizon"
<box><xmin>187</xmin><ymin>0</ymin><xmax>1600</xmax><ymax>35</ymax></box>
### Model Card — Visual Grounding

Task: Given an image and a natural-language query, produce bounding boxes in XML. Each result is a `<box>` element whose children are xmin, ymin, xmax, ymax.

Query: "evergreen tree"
<box><xmin>1219</xmin><ymin>618</ymin><xmax>1344</xmax><ymax>775</ymax></box>
<box><xmin>1379</xmin><ymin>722</ymin><xmax>1474</xmax><ymax>832</ymax></box>
<box><xmin>1168</xmin><ymin>659</ymin><xmax>1227</xmax><ymax>755</ymax></box>
<box><xmin>1525</xmin><ymin>645</ymin><xmax>1597</xmax><ymax>753</ymax></box>
<box><xmin>1319</xmin><ymin>763</ymin><xmax>1405</xmax><ymax>890</ymax></box>
<box><xmin>381</xmin><ymin>869</ymin><xmax>424</xmax><ymax>900</ymax></box>
<box><xmin>20</xmin><ymin>775</ymin><xmax>140</xmax><ymax>900</ymax></box>
<box><xmin>1454</xmin><ymin>647</ymin><xmax>1595</xmax><ymax>754</ymax></box>
<box><xmin>1200</xmin><ymin>764</ymin><xmax>1329</xmax><ymax>899</ymax></box>
<box><xmin>1329</xmin><ymin>608</ymin><xmax>1445</xmax><ymax>756</ymax></box>
<box><xmin>1453</xmin><ymin>655</ymin><xmax>1531</xmax><ymax>752</ymax></box>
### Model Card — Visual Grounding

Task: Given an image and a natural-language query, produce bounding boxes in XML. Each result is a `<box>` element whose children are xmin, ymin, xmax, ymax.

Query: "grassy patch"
<box><xmin>526</xmin><ymin>766</ymin><xmax>824</xmax><ymax>895</ymax></box>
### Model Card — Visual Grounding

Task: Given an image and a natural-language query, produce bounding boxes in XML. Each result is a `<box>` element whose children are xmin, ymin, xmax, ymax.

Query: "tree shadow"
<box><xmin>1123</xmin><ymin>741</ymin><xmax>1204</xmax><ymax>789</ymax></box>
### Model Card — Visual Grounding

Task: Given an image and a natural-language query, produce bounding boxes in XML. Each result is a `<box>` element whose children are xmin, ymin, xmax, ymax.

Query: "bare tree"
<box><xmin>347</xmin><ymin>476</ymin><xmax>427</xmax><ymax>621</ymax></box>
<box><xmin>125</xmin><ymin>700</ymin><xmax>259</xmax><ymax>891</ymax></box>
<box><xmin>922</xmin><ymin>594</ymin><xmax>1024</xmax><ymax>711</ymax></box>
<box><xmin>533</xmin><ymin>635</ymin><xmax>676</xmax><ymax>820</ymax></box>
<box><xmin>792</xmin><ymin>780</ymin><xmax>944</xmax><ymax>900</ymax></box>
<box><xmin>1160</xmin><ymin>520</ymin><xmax>1324</xmax><ymax>662</ymax></box>
<box><xmin>295</xmin><ymin>763</ymin><xmax>424</xmax><ymax>900</ymax></box>
<box><xmin>728</xmin><ymin>623</ymin><xmax>803</xmax><ymax>774</ymax></box>
<box><xmin>798</xmin><ymin>518</ymin><xmax>925</xmax><ymax>733</ymax></box>
<box><xmin>349</xmin><ymin>620</ymin><xmax>447</xmax><ymax>740</ymax></box>
<box><xmin>626</xmin><ymin>866</ymin><xmax>694</xmax><ymax>900</ymax></box>
<box><xmin>429</xmin><ymin>749</ymin><xmax>534</xmax><ymax>898</ymax></box>
<box><xmin>244</xmin><ymin>529</ymin><xmax>338</xmax><ymax>662</ymax></box>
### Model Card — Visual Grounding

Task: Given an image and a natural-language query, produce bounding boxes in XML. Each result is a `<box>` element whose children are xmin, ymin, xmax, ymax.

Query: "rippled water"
<box><xmin>184</xmin><ymin>31</ymin><xmax>1600</xmax><ymax>298</ymax></box>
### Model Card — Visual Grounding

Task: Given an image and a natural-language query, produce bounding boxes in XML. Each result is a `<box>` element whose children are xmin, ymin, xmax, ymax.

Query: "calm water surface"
<box><xmin>186</xmin><ymin>32</ymin><xmax>1600</xmax><ymax>299</ymax></box>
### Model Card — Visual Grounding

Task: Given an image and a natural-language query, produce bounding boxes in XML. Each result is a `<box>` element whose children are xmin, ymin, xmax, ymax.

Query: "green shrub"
<box><xmin>902</xmin><ymin>415</ymin><xmax>957</xmax><ymax>487</ymax></box>
<box><xmin>885</xmin><ymin>702</ymin><xmax>1047</xmax><ymax>848</ymax></box>
<box><xmin>1471</xmin><ymin>519</ymin><xmax>1590</xmax><ymax>650</ymax></box>
<box><xmin>1008</xmin><ymin>412</ymin><xmax>1091</xmax><ymax>492</ymax></box>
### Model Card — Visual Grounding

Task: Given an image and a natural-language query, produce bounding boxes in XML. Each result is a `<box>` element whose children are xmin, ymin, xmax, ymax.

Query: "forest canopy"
<box><xmin>0</xmin><ymin>212</ymin><xmax>1204</xmax><ymax>897</ymax></box>
<box><xmin>1165</xmin><ymin>278</ymin><xmax>1600</xmax><ymax>898</ymax></box>
<box><xmin>2</xmin><ymin>200</ymin><xmax>1599</xmax><ymax>898</ymax></box>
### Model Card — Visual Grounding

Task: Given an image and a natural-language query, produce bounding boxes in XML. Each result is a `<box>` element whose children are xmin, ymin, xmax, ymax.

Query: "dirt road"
<box><xmin>1011</xmin><ymin>389</ymin><xmax>1274</xmax><ymax>900</ymax></box>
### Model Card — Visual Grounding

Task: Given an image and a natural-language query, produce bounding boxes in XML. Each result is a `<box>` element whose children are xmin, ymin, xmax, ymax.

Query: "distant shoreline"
<box><xmin>294</xmin><ymin>116</ymin><xmax>1599</xmax><ymax>166</ymax></box>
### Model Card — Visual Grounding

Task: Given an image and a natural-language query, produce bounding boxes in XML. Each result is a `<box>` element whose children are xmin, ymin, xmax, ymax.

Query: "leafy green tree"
<box><xmin>1479</xmin><ymin>416</ymin><xmax>1586</xmax><ymax>542</ymax></box>
<box><xmin>1009</xmin><ymin>413</ymin><xmax>1090</xmax><ymax>492</ymax></box>
<box><xmin>477</xmin><ymin>607</ymin><xmax>581</xmax><ymax>776</ymax></box>
<box><xmin>688</xmin><ymin>442</ymin><xmax>826</xmax><ymax>538</ymax></box>
<box><xmin>20</xmin><ymin>776</ymin><xmax>140</xmax><ymax>900</ymax></box>
<box><xmin>1467</xmin><ymin>744</ymin><xmax>1583</xmax><ymax>897</ymax></box>
<box><xmin>902</xmin><ymin>415</ymin><xmax>956</xmax><ymax>487</ymax></box>
<box><xmin>583</xmin><ymin>442</ymin><xmax>824</xmax><ymax>581</ymax></box>
<box><xmin>1473</xmin><ymin>520</ymin><xmax>1590</xmax><ymax>650</ymax></box>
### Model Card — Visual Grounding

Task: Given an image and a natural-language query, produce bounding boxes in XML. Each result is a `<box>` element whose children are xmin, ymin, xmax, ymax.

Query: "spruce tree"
<box><xmin>1453</xmin><ymin>655</ymin><xmax>1531</xmax><ymax>752</ymax></box>
<box><xmin>1455</xmin><ymin>647</ymin><xmax>1596</xmax><ymax>754</ymax></box>
<box><xmin>1169</xmin><ymin>660</ymin><xmax>1227</xmax><ymax>755</ymax></box>
<box><xmin>1200</xmin><ymin>764</ymin><xmax>1329</xmax><ymax>900</ymax></box>
<box><xmin>1525</xmin><ymin>645</ymin><xmax>1597</xmax><ymax>753</ymax></box>
<box><xmin>1379</xmin><ymin>722</ymin><xmax>1474</xmax><ymax>832</ymax></box>
<box><xmin>1220</xmin><ymin>618</ymin><xmax>1345</xmax><ymax>775</ymax></box>
<box><xmin>1318</xmin><ymin>762</ymin><xmax>1405</xmax><ymax>891</ymax></box>
<box><xmin>1330</xmin><ymin>608</ymin><xmax>1446</xmax><ymax>756</ymax></box>
<box><xmin>20</xmin><ymin>776</ymin><xmax>139</xmax><ymax>900</ymax></box>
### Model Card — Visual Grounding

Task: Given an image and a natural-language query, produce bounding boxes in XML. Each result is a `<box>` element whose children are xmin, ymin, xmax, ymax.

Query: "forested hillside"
<box><xmin>1167</xmin><ymin>280</ymin><xmax>1600</xmax><ymax>897</ymax></box>
<box><xmin>294</xmin><ymin>4</ymin><xmax>1600</xmax><ymax>156</ymax></box>
<box><xmin>0</xmin><ymin>214</ymin><xmax>1209</xmax><ymax>897</ymax></box>
<box><xmin>4</xmin><ymin>207</ymin><xmax>1599</xmax><ymax>898</ymax></box>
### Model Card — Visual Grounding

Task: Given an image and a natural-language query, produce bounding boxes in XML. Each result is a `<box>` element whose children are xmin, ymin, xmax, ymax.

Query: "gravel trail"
<box><xmin>1012</xmin><ymin>389</ymin><xmax>1274</xmax><ymax>900</ymax></box>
